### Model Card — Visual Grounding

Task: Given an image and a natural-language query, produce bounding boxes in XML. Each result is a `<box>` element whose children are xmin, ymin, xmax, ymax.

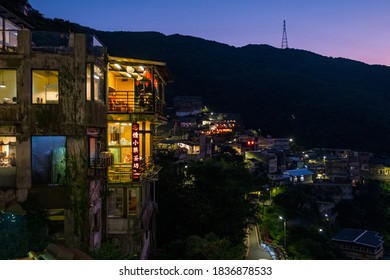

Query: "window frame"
<box><xmin>32</xmin><ymin>69</ymin><xmax>60</xmax><ymax>105</ymax></box>
<box><xmin>31</xmin><ymin>136</ymin><xmax>67</xmax><ymax>186</ymax></box>
<box><xmin>0</xmin><ymin>68</ymin><xmax>17</xmax><ymax>104</ymax></box>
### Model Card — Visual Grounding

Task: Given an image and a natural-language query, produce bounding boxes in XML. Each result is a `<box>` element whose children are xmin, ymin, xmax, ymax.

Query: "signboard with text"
<box><xmin>132</xmin><ymin>123</ymin><xmax>140</xmax><ymax>181</ymax></box>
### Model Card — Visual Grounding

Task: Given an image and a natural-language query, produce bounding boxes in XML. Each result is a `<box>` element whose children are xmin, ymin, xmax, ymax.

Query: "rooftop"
<box><xmin>332</xmin><ymin>228</ymin><xmax>384</xmax><ymax>248</ymax></box>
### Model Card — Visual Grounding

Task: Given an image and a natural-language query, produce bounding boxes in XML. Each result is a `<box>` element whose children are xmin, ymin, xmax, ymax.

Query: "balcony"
<box><xmin>30</xmin><ymin>31</ymin><xmax>105</xmax><ymax>57</ymax></box>
<box><xmin>108</xmin><ymin>163</ymin><xmax>132</xmax><ymax>183</ymax></box>
<box><xmin>108</xmin><ymin>90</ymin><xmax>165</xmax><ymax>116</ymax></box>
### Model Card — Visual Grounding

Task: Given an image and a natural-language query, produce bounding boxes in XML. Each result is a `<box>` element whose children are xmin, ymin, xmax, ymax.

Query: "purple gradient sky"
<box><xmin>28</xmin><ymin>0</ymin><xmax>390</xmax><ymax>66</ymax></box>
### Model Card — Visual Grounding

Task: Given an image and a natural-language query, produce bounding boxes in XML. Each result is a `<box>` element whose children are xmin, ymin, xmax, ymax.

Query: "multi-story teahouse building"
<box><xmin>0</xmin><ymin>5</ymin><xmax>172</xmax><ymax>259</ymax></box>
<box><xmin>106</xmin><ymin>56</ymin><xmax>172</xmax><ymax>259</ymax></box>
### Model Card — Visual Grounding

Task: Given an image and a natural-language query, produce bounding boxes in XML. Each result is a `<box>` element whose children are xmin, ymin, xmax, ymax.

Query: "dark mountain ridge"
<box><xmin>94</xmin><ymin>31</ymin><xmax>390</xmax><ymax>153</ymax></box>
<box><xmin>4</xmin><ymin>1</ymin><xmax>390</xmax><ymax>153</ymax></box>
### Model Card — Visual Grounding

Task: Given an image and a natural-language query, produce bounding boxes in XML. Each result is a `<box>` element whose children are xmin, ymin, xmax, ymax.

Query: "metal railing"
<box><xmin>108</xmin><ymin>90</ymin><xmax>165</xmax><ymax>115</ymax></box>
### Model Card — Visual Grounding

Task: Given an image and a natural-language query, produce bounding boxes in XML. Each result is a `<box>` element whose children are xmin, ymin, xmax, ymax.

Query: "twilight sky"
<box><xmin>28</xmin><ymin>0</ymin><xmax>390</xmax><ymax>66</ymax></box>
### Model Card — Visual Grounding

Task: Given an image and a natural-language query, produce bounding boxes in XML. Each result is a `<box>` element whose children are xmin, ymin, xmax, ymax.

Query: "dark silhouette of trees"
<box><xmin>154</xmin><ymin>152</ymin><xmax>259</xmax><ymax>259</ymax></box>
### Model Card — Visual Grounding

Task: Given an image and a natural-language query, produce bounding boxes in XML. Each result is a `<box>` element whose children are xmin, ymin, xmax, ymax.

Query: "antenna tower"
<box><xmin>281</xmin><ymin>20</ymin><xmax>288</xmax><ymax>49</ymax></box>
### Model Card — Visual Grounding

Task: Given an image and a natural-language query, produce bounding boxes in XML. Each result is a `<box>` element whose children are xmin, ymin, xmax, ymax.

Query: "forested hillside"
<box><xmin>3</xmin><ymin>0</ymin><xmax>390</xmax><ymax>153</ymax></box>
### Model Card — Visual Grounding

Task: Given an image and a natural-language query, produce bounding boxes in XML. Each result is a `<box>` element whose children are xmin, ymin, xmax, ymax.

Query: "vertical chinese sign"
<box><xmin>132</xmin><ymin>123</ymin><xmax>140</xmax><ymax>181</ymax></box>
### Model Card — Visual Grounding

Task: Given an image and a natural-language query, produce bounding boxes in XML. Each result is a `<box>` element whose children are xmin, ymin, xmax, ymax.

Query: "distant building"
<box><xmin>363</xmin><ymin>156</ymin><xmax>390</xmax><ymax>182</ymax></box>
<box><xmin>259</xmin><ymin>136</ymin><xmax>291</xmax><ymax>151</ymax></box>
<box><xmin>283</xmin><ymin>168</ymin><xmax>314</xmax><ymax>184</ymax></box>
<box><xmin>332</xmin><ymin>229</ymin><xmax>384</xmax><ymax>260</ymax></box>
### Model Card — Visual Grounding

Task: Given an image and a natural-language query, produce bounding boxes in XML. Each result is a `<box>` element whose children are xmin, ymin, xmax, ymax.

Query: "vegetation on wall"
<box><xmin>67</xmin><ymin>143</ymin><xmax>89</xmax><ymax>250</ymax></box>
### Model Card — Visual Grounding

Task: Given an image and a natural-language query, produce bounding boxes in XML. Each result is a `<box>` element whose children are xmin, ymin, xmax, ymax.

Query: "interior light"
<box><xmin>94</xmin><ymin>74</ymin><xmax>100</xmax><ymax>79</ymax></box>
<box><xmin>125</xmin><ymin>72</ymin><xmax>132</xmax><ymax>78</ymax></box>
<box><xmin>139</xmin><ymin>66</ymin><xmax>145</xmax><ymax>71</ymax></box>
<box><xmin>113</xmin><ymin>63</ymin><xmax>121</xmax><ymax>69</ymax></box>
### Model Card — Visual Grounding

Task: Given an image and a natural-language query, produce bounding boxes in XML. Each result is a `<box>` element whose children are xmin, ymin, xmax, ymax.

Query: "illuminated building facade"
<box><xmin>106</xmin><ymin>56</ymin><xmax>172</xmax><ymax>259</ymax></box>
<box><xmin>0</xmin><ymin>5</ymin><xmax>108</xmax><ymax>251</ymax></box>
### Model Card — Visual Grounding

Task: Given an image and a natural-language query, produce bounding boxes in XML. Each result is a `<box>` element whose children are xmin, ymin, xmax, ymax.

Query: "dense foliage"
<box><xmin>261</xmin><ymin>181</ymin><xmax>390</xmax><ymax>259</ymax></box>
<box><xmin>0</xmin><ymin>197</ymin><xmax>50</xmax><ymax>259</ymax></box>
<box><xmin>154</xmin><ymin>151</ymin><xmax>259</xmax><ymax>259</ymax></box>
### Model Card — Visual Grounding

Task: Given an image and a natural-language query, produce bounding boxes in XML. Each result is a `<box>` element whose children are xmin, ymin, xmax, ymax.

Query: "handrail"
<box><xmin>108</xmin><ymin>90</ymin><xmax>165</xmax><ymax>115</ymax></box>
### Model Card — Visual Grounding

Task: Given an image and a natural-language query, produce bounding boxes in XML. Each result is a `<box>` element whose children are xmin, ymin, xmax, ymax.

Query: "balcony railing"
<box><xmin>108</xmin><ymin>163</ymin><xmax>132</xmax><ymax>183</ymax></box>
<box><xmin>108</xmin><ymin>90</ymin><xmax>165</xmax><ymax>115</ymax></box>
<box><xmin>89</xmin><ymin>151</ymin><xmax>113</xmax><ymax>168</ymax></box>
<box><xmin>31</xmin><ymin>31</ymin><xmax>73</xmax><ymax>54</ymax></box>
<box><xmin>107</xmin><ymin>157</ymin><xmax>160</xmax><ymax>183</ymax></box>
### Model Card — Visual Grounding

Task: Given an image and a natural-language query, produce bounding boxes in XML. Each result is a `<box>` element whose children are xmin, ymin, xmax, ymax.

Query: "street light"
<box><xmin>279</xmin><ymin>216</ymin><xmax>286</xmax><ymax>249</ymax></box>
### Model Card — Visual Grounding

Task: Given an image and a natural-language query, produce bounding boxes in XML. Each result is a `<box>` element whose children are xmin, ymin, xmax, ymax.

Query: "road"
<box><xmin>246</xmin><ymin>225</ymin><xmax>273</xmax><ymax>260</ymax></box>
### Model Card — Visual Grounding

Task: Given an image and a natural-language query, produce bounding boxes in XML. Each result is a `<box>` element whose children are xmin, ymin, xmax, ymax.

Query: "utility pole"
<box><xmin>281</xmin><ymin>20</ymin><xmax>288</xmax><ymax>49</ymax></box>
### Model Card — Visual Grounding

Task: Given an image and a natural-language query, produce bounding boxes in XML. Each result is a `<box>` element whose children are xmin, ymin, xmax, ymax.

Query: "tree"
<box><xmin>184</xmin><ymin>233</ymin><xmax>246</xmax><ymax>260</ymax></box>
<box><xmin>154</xmin><ymin>152</ymin><xmax>260</xmax><ymax>259</ymax></box>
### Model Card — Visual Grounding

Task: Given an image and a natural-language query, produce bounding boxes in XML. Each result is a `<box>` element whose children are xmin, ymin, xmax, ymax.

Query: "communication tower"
<box><xmin>281</xmin><ymin>20</ymin><xmax>288</xmax><ymax>49</ymax></box>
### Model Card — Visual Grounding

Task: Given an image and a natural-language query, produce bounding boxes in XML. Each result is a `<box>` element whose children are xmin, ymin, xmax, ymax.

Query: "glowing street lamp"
<box><xmin>279</xmin><ymin>216</ymin><xmax>287</xmax><ymax>249</ymax></box>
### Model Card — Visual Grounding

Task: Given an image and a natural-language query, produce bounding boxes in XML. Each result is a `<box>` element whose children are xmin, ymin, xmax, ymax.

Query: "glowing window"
<box><xmin>32</xmin><ymin>70</ymin><xmax>59</xmax><ymax>104</ymax></box>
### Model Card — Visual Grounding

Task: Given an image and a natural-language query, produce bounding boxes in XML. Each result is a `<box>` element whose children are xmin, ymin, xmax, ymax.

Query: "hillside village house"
<box><xmin>106</xmin><ymin>56</ymin><xmax>172</xmax><ymax>259</ymax></box>
<box><xmin>0</xmin><ymin>5</ymin><xmax>108</xmax><ymax>251</ymax></box>
<box><xmin>0</xmin><ymin>5</ymin><xmax>173</xmax><ymax>259</ymax></box>
<box><xmin>332</xmin><ymin>228</ymin><xmax>384</xmax><ymax>260</ymax></box>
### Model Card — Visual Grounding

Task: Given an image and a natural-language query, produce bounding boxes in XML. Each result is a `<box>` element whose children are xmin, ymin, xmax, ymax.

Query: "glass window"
<box><xmin>86</xmin><ymin>64</ymin><xmax>105</xmax><ymax>102</ymax></box>
<box><xmin>0</xmin><ymin>19</ymin><xmax>20</xmax><ymax>51</ymax></box>
<box><xmin>89</xmin><ymin>137</ymin><xmax>99</xmax><ymax>167</ymax></box>
<box><xmin>108</xmin><ymin>123</ymin><xmax>132</xmax><ymax>146</ymax></box>
<box><xmin>4</xmin><ymin>19</ymin><xmax>20</xmax><ymax>30</ymax></box>
<box><xmin>86</xmin><ymin>63</ymin><xmax>92</xmax><ymax>101</ymax></box>
<box><xmin>0</xmin><ymin>69</ymin><xmax>17</xmax><ymax>104</ymax></box>
<box><xmin>108</xmin><ymin>122</ymin><xmax>132</xmax><ymax>183</ymax></box>
<box><xmin>94</xmin><ymin>65</ymin><xmax>104</xmax><ymax>102</ymax></box>
<box><xmin>0</xmin><ymin>136</ymin><xmax>16</xmax><ymax>188</ymax></box>
<box><xmin>32</xmin><ymin>136</ymin><xmax>66</xmax><ymax>186</ymax></box>
<box><xmin>32</xmin><ymin>70</ymin><xmax>59</xmax><ymax>104</ymax></box>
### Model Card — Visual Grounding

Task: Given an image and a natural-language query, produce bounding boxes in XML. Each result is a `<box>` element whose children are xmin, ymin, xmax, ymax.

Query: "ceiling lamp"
<box><xmin>113</xmin><ymin>63</ymin><xmax>121</xmax><ymax>69</ymax></box>
<box><xmin>125</xmin><ymin>72</ymin><xmax>132</xmax><ymax>78</ymax></box>
<box><xmin>126</xmin><ymin>66</ymin><xmax>134</xmax><ymax>73</ymax></box>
